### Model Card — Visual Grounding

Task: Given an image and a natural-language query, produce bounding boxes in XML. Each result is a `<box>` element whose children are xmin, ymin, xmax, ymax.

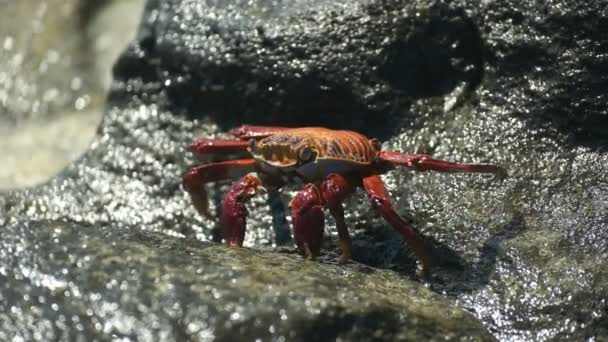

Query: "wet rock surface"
<box><xmin>0</xmin><ymin>0</ymin><xmax>98</xmax><ymax>124</ymax></box>
<box><xmin>0</xmin><ymin>219</ymin><xmax>493</xmax><ymax>340</ymax></box>
<box><xmin>0</xmin><ymin>0</ymin><xmax>145</xmax><ymax>189</ymax></box>
<box><xmin>1</xmin><ymin>0</ymin><xmax>607</xmax><ymax>340</ymax></box>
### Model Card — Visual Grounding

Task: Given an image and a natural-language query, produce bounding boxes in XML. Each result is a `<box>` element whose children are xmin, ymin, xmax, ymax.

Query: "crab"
<box><xmin>183</xmin><ymin>125</ymin><xmax>506</xmax><ymax>278</ymax></box>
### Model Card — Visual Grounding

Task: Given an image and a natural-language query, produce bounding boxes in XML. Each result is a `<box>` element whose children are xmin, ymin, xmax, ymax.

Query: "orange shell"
<box><xmin>254</xmin><ymin>127</ymin><xmax>378</xmax><ymax>165</ymax></box>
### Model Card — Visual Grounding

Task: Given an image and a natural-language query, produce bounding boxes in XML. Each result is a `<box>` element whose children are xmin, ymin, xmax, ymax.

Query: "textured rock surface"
<box><xmin>1</xmin><ymin>0</ymin><xmax>607</xmax><ymax>340</ymax></box>
<box><xmin>0</xmin><ymin>0</ymin><xmax>145</xmax><ymax>189</ymax></box>
<box><xmin>0</xmin><ymin>219</ymin><xmax>493</xmax><ymax>340</ymax></box>
<box><xmin>0</xmin><ymin>0</ymin><xmax>103</xmax><ymax>124</ymax></box>
<box><xmin>0</xmin><ymin>111</ymin><xmax>100</xmax><ymax>189</ymax></box>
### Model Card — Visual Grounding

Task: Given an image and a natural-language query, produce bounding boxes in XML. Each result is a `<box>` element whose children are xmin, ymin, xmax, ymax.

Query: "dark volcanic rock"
<box><xmin>1</xmin><ymin>0</ymin><xmax>607</xmax><ymax>340</ymax></box>
<box><xmin>114</xmin><ymin>0</ymin><xmax>485</xmax><ymax>139</ymax></box>
<box><xmin>0</xmin><ymin>219</ymin><xmax>492</xmax><ymax>341</ymax></box>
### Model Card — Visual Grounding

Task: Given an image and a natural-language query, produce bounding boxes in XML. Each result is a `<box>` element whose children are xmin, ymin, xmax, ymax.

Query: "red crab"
<box><xmin>183</xmin><ymin>125</ymin><xmax>506</xmax><ymax>278</ymax></box>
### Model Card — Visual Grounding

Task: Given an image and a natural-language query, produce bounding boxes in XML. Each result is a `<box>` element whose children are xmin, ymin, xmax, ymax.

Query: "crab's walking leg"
<box><xmin>221</xmin><ymin>174</ymin><xmax>263</xmax><ymax>247</ymax></box>
<box><xmin>289</xmin><ymin>184</ymin><xmax>325</xmax><ymax>259</ymax></box>
<box><xmin>378</xmin><ymin>151</ymin><xmax>507</xmax><ymax>177</ymax></box>
<box><xmin>182</xmin><ymin>159</ymin><xmax>257</xmax><ymax>217</ymax></box>
<box><xmin>190</xmin><ymin>138</ymin><xmax>250</xmax><ymax>155</ymax></box>
<box><xmin>362</xmin><ymin>174</ymin><xmax>431</xmax><ymax>280</ymax></box>
<box><xmin>321</xmin><ymin>174</ymin><xmax>357</xmax><ymax>264</ymax></box>
<box><xmin>230</xmin><ymin>125</ymin><xmax>291</xmax><ymax>140</ymax></box>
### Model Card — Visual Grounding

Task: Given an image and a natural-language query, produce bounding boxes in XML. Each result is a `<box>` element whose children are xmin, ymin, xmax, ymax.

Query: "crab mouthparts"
<box><xmin>253</xmin><ymin>144</ymin><xmax>299</xmax><ymax>166</ymax></box>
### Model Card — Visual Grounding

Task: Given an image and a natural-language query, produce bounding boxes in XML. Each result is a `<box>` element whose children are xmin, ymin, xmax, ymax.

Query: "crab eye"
<box><xmin>370</xmin><ymin>138</ymin><xmax>382</xmax><ymax>151</ymax></box>
<box><xmin>298</xmin><ymin>146</ymin><xmax>313</xmax><ymax>162</ymax></box>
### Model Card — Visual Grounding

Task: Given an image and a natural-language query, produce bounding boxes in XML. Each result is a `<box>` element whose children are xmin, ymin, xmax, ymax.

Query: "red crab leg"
<box><xmin>362</xmin><ymin>174</ymin><xmax>432</xmax><ymax>280</ymax></box>
<box><xmin>221</xmin><ymin>173</ymin><xmax>263</xmax><ymax>247</ymax></box>
<box><xmin>378</xmin><ymin>151</ymin><xmax>507</xmax><ymax>177</ymax></box>
<box><xmin>289</xmin><ymin>183</ymin><xmax>325</xmax><ymax>259</ymax></box>
<box><xmin>190</xmin><ymin>138</ymin><xmax>250</xmax><ymax>156</ymax></box>
<box><xmin>182</xmin><ymin>159</ymin><xmax>258</xmax><ymax>217</ymax></box>
<box><xmin>321</xmin><ymin>174</ymin><xmax>357</xmax><ymax>264</ymax></box>
<box><xmin>229</xmin><ymin>125</ymin><xmax>291</xmax><ymax>140</ymax></box>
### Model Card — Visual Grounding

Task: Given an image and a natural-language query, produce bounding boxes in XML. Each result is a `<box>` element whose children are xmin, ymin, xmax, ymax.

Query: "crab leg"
<box><xmin>378</xmin><ymin>151</ymin><xmax>507</xmax><ymax>177</ymax></box>
<box><xmin>362</xmin><ymin>174</ymin><xmax>431</xmax><ymax>280</ymax></box>
<box><xmin>229</xmin><ymin>125</ymin><xmax>291</xmax><ymax>140</ymax></box>
<box><xmin>321</xmin><ymin>174</ymin><xmax>357</xmax><ymax>264</ymax></box>
<box><xmin>221</xmin><ymin>174</ymin><xmax>263</xmax><ymax>247</ymax></box>
<box><xmin>190</xmin><ymin>138</ymin><xmax>250</xmax><ymax>156</ymax></box>
<box><xmin>289</xmin><ymin>174</ymin><xmax>358</xmax><ymax>262</ymax></box>
<box><xmin>182</xmin><ymin>159</ymin><xmax>258</xmax><ymax>217</ymax></box>
<box><xmin>289</xmin><ymin>183</ymin><xmax>325</xmax><ymax>259</ymax></box>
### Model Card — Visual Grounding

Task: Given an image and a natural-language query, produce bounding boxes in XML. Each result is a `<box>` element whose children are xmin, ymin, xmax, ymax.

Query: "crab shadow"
<box><xmin>205</xmin><ymin>187</ymin><xmax>525</xmax><ymax>296</ymax></box>
<box><xmin>355</xmin><ymin>212</ymin><xmax>527</xmax><ymax>294</ymax></box>
<box><xmin>314</xmin><ymin>211</ymin><xmax>527</xmax><ymax>294</ymax></box>
<box><xmin>425</xmin><ymin>213</ymin><xmax>526</xmax><ymax>295</ymax></box>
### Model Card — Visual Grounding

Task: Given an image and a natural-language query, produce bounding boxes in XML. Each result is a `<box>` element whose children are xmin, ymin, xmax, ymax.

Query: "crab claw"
<box><xmin>289</xmin><ymin>184</ymin><xmax>325</xmax><ymax>259</ymax></box>
<box><xmin>221</xmin><ymin>174</ymin><xmax>262</xmax><ymax>247</ymax></box>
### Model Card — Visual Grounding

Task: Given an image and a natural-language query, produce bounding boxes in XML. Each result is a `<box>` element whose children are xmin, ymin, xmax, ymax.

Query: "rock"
<box><xmin>0</xmin><ymin>0</ymin><xmax>145</xmax><ymax>189</ymax></box>
<box><xmin>0</xmin><ymin>110</ymin><xmax>99</xmax><ymax>189</ymax></box>
<box><xmin>0</xmin><ymin>0</ymin><xmax>100</xmax><ymax>124</ymax></box>
<box><xmin>88</xmin><ymin>0</ymin><xmax>147</xmax><ymax>91</ymax></box>
<box><xmin>0</xmin><ymin>219</ymin><xmax>493</xmax><ymax>340</ymax></box>
<box><xmin>1</xmin><ymin>0</ymin><xmax>607</xmax><ymax>340</ymax></box>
